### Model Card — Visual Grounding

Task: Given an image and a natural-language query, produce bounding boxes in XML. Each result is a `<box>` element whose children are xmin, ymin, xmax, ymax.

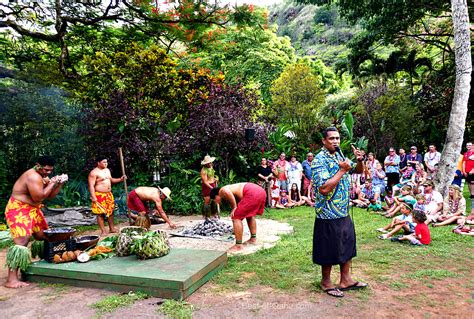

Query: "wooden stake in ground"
<box><xmin>119</xmin><ymin>147</ymin><xmax>132</xmax><ymax>225</ymax></box>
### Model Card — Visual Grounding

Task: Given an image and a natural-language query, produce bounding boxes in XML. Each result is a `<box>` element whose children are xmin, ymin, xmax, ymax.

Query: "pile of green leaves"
<box><xmin>6</xmin><ymin>245</ymin><xmax>30</xmax><ymax>271</ymax></box>
<box><xmin>130</xmin><ymin>231</ymin><xmax>170</xmax><ymax>260</ymax></box>
<box><xmin>97</xmin><ymin>235</ymin><xmax>118</xmax><ymax>249</ymax></box>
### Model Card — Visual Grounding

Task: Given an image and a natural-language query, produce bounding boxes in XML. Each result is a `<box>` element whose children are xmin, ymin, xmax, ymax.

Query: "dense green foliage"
<box><xmin>0</xmin><ymin>0</ymin><xmax>471</xmax><ymax>216</ymax></box>
<box><xmin>270</xmin><ymin>62</ymin><xmax>326</xmax><ymax>144</ymax></box>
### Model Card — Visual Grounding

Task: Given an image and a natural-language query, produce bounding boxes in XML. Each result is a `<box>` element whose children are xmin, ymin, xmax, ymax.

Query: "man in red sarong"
<box><xmin>88</xmin><ymin>157</ymin><xmax>126</xmax><ymax>236</ymax></box>
<box><xmin>127</xmin><ymin>186</ymin><xmax>176</xmax><ymax>229</ymax></box>
<box><xmin>4</xmin><ymin>156</ymin><xmax>66</xmax><ymax>288</ymax></box>
<box><xmin>210</xmin><ymin>183</ymin><xmax>266</xmax><ymax>253</ymax></box>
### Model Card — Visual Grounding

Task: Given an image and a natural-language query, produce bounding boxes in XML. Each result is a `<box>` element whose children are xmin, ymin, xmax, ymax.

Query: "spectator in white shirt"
<box><xmin>424</xmin><ymin>144</ymin><xmax>441</xmax><ymax>179</ymax></box>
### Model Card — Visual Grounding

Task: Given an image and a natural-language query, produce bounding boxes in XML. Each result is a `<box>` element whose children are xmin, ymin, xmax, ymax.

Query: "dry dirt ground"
<box><xmin>0</xmin><ymin>215</ymin><xmax>473</xmax><ymax>318</ymax></box>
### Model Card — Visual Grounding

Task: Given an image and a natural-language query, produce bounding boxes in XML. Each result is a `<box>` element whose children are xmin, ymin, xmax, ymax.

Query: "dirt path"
<box><xmin>0</xmin><ymin>215</ymin><xmax>472</xmax><ymax>318</ymax></box>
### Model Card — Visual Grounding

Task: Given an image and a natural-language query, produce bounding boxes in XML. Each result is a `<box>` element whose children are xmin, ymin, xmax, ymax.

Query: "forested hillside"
<box><xmin>269</xmin><ymin>1</ymin><xmax>359</xmax><ymax>67</ymax></box>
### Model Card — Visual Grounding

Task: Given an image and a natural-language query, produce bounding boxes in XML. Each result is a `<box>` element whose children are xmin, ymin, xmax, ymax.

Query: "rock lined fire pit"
<box><xmin>180</xmin><ymin>218</ymin><xmax>233</xmax><ymax>238</ymax></box>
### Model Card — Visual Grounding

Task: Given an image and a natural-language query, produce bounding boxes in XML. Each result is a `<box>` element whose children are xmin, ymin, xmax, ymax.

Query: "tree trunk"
<box><xmin>435</xmin><ymin>0</ymin><xmax>472</xmax><ymax>195</ymax></box>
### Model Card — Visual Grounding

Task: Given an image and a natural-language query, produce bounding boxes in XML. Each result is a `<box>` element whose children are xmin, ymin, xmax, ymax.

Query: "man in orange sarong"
<box><xmin>88</xmin><ymin>157</ymin><xmax>126</xmax><ymax>236</ymax></box>
<box><xmin>4</xmin><ymin>156</ymin><xmax>66</xmax><ymax>288</ymax></box>
<box><xmin>210</xmin><ymin>183</ymin><xmax>266</xmax><ymax>253</ymax></box>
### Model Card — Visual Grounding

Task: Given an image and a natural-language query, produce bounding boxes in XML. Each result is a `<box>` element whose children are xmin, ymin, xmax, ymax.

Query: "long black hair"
<box><xmin>290</xmin><ymin>183</ymin><xmax>300</xmax><ymax>201</ymax></box>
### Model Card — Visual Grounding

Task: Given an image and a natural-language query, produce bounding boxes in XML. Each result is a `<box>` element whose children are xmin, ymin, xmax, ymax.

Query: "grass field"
<box><xmin>211</xmin><ymin>188</ymin><xmax>474</xmax><ymax>297</ymax></box>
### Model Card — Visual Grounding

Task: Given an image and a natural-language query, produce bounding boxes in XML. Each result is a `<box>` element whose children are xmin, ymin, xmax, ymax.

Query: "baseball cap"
<box><xmin>410</xmin><ymin>146</ymin><xmax>417</xmax><ymax>150</ymax></box>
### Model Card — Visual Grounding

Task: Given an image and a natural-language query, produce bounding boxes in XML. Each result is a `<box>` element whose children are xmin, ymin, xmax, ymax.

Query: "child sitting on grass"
<box><xmin>382</xmin><ymin>188</ymin><xmax>395</xmax><ymax>211</ymax></box>
<box><xmin>414</xmin><ymin>194</ymin><xmax>426</xmax><ymax>212</ymax></box>
<box><xmin>270</xmin><ymin>178</ymin><xmax>280</xmax><ymax>208</ymax></box>
<box><xmin>275</xmin><ymin>189</ymin><xmax>295</xmax><ymax>209</ymax></box>
<box><xmin>377</xmin><ymin>202</ymin><xmax>415</xmax><ymax>239</ymax></box>
<box><xmin>393</xmin><ymin>210</ymin><xmax>431</xmax><ymax>245</ymax></box>
<box><xmin>384</xmin><ymin>185</ymin><xmax>416</xmax><ymax>218</ymax></box>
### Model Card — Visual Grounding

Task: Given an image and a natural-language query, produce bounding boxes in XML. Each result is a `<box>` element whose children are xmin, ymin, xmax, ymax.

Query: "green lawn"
<box><xmin>211</xmin><ymin>194</ymin><xmax>473</xmax><ymax>295</ymax></box>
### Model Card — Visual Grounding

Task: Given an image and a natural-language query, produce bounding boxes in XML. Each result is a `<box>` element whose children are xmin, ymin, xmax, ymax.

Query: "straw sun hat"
<box><xmin>158</xmin><ymin>187</ymin><xmax>172</xmax><ymax>200</ymax></box>
<box><xmin>201</xmin><ymin>155</ymin><xmax>215</xmax><ymax>165</ymax></box>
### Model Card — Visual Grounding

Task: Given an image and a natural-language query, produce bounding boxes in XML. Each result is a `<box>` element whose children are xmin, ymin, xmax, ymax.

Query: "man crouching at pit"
<box><xmin>210</xmin><ymin>183</ymin><xmax>266</xmax><ymax>253</ymax></box>
<box><xmin>4</xmin><ymin>156</ymin><xmax>66</xmax><ymax>288</ymax></box>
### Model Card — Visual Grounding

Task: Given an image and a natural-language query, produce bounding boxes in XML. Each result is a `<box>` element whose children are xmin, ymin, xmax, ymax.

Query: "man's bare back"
<box><xmin>134</xmin><ymin>186</ymin><xmax>161</xmax><ymax>203</ymax></box>
<box><xmin>220</xmin><ymin>183</ymin><xmax>246</xmax><ymax>200</ymax></box>
<box><xmin>132</xmin><ymin>187</ymin><xmax>176</xmax><ymax>228</ymax></box>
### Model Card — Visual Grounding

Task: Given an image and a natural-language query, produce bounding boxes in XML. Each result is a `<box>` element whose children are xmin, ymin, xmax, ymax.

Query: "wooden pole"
<box><xmin>119</xmin><ymin>147</ymin><xmax>132</xmax><ymax>225</ymax></box>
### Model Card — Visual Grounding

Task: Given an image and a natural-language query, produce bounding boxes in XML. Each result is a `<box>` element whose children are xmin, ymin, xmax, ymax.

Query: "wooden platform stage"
<box><xmin>23</xmin><ymin>248</ymin><xmax>227</xmax><ymax>300</ymax></box>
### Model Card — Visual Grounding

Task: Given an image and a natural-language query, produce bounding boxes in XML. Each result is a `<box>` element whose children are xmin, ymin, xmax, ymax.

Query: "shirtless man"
<box><xmin>210</xmin><ymin>183</ymin><xmax>266</xmax><ymax>252</ymax></box>
<box><xmin>4</xmin><ymin>156</ymin><xmax>66</xmax><ymax>288</ymax></box>
<box><xmin>127</xmin><ymin>186</ymin><xmax>177</xmax><ymax>229</ymax></box>
<box><xmin>88</xmin><ymin>157</ymin><xmax>125</xmax><ymax>236</ymax></box>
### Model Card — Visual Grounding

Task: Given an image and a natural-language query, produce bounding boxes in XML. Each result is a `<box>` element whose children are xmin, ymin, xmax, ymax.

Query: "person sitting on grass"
<box><xmin>411</xmin><ymin>162</ymin><xmax>427</xmax><ymax>195</ymax></box>
<box><xmin>432</xmin><ymin>184</ymin><xmax>466</xmax><ymax>227</ymax></box>
<box><xmin>372</xmin><ymin>162</ymin><xmax>386</xmax><ymax>195</ymax></box>
<box><xmin>392</xmin><ymin>210</ymin><xmax>431</xmax><ymax>245</ymax></box>
<box><xmin>269</xmin><ymin>177</ymin><xmax>280</xmax><ymax>208</ymax></box>
<box><xmin>377</xmin><ymin>202</ymin><xmax>415</xmax><ymax>240</ymax></box>
<box><xmin>392</xmin><ymin>166</ymin><xmax>415</xmax><ymax>195</ymax></box>
<box><xmin>352</xmin><ymin>179</ymin><xmax>378</xmax><ymax>208</ymax></box>
<box><xmin>382</xmin><ymin>188</ymin><xmax>395</xmax><ymax>212</ymax></box>
<box><xmin>384</xmin><ymin>185</ymin><xmax>416</xmax><ymax>218</ymax></box>
<box><xmin>421</xmin><ymin>180</ymin><xmax>444</xmax><ymax>224</ymax></box>
<box><xmin>349</xmin><ymin>173</ymin><xmax>361</xmax><ymax>206</ymax></box>
<box><xmin>275</xmin><ymin>189</ymin><xmax>295</xmax><ymax>209</ymax></box>
<box><xmin>414</xmin><ymin>194</ymin><xmax>427</xmax><ymax>213</ymax></box>
<box><xmin>452</xmin><ymin>217</ymin><xmax>474</xmax><ymax>235</ymax></box>
<box><xmin>289</xmin><ymin>183</ymin><xmax>312</xmax><ymax>207</ymax></box>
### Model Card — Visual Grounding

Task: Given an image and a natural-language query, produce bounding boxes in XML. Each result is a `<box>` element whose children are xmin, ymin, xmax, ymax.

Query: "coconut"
<box><xmin>77</xmin><ymin>252</ymin><xmax>90</xmax><ymax>263</ymax></box>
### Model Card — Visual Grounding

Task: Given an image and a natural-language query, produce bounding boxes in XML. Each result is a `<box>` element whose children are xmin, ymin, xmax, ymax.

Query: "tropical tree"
<box><xmin>170</xmin><ymin>83</ymin><xmax>269</xmax><ymax>177</ymax></box>
<box><xmin>0</xmin><ymin>0</ymin><xmax>260</xmax><ymax>76</ymax></box>
<box><xmin>435</xmin><ymin>0</ymin><xmax>471</xmax><ymax>194</ymax></box>
<box><xmin>76</xmin><ymin>43</ymin><xmax>222</xmax><ymax>180</ymax></box>
<box><xmin>270</xmin><ymin>62</ymin><xmax>326</xmax><ymax>143</ymax></box>
<box><xmin>299</xmin><ymin>0</ymin><xmax>471</xmax><ymax>194</ymax></box>
<box><xmin>185</xmin><ymin>23</ymin><xmax>296</xmax><ymax>104</ymax></box>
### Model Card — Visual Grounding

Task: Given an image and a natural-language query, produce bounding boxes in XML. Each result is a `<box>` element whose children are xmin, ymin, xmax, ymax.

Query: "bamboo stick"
<box><xmin>119</xmin><ymin>147</ymin><xmax>132</xmax><ymax>225</ymax></box>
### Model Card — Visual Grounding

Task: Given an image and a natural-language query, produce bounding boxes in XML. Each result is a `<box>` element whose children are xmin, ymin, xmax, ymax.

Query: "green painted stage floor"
<box><xmin>24</xmin><ymin>248</ymin><xmax>227</xmax><ymax>299</ymax></box>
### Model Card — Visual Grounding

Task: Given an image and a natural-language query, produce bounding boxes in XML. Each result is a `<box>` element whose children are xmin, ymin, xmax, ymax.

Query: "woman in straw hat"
<box><xmin>201</xmin><ymin>155</ymin><xmax>219</xmax><ymax>216</ymax></box>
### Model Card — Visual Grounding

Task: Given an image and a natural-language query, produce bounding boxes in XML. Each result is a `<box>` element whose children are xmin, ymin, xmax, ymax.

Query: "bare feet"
<box><xmin>109</xmin><ymin>228</ymin><xmax>119</xmax><ymax>233</ymax></box>
<box><xmin>99</xmin><ymin>231</ymin><xmax>108</xmax><ymax>237</ymax></box>
<box><xmin>244</xmin><ymin>238</ymin><xmax>257</xmax><ymax>245</ymax></box>
<box><xmin>5</xmin><ymin>280</ymin><xmax>30</xmax><ymax>288</ymax></box>
<box><xmin>229</xmin><ymin>244</ymin><xmax>244</xmax><ymax>253</ymax></box>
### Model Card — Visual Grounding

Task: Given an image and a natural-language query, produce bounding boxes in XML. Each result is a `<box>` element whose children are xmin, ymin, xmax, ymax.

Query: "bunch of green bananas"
<box><xmin>130</xmin><ymin>230</ymin><xmax>170</xmax><ymax>260</ymax></box>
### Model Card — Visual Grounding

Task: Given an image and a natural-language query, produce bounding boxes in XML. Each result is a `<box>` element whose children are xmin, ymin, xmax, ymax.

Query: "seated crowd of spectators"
<box><xmin>257</xmin><ymin>142</ymin><xmax>474</xmax><ymax>240</ymax></box>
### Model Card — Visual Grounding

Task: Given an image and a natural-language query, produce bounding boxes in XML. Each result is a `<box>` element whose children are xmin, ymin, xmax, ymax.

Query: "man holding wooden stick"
<box><xmin>88</xmin><ymin>156</ymin><xmax>126</xmax><ymax>236</ymax></box>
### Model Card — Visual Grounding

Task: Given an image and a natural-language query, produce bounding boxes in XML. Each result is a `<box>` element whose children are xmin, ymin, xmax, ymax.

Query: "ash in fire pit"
<box><xmin>181</xmin><ymin>218</ymin><xmax>233</xmax><ymax>238</ymax></box>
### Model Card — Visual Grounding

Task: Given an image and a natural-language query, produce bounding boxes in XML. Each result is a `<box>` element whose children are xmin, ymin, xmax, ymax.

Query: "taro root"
<box><xmin>62</xmin><ymin>251</ymin><xmax>70</xmax><ymax>261</ymax></box>
<box><xmin>53</xmin><ymin>254</ymin><xmax>61</xmax><ymax>263</ymax></box>
<box><xmin>67</xmin><ymin>251</ymin><xmax>76</xmax><ymax>261</ymax></box>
